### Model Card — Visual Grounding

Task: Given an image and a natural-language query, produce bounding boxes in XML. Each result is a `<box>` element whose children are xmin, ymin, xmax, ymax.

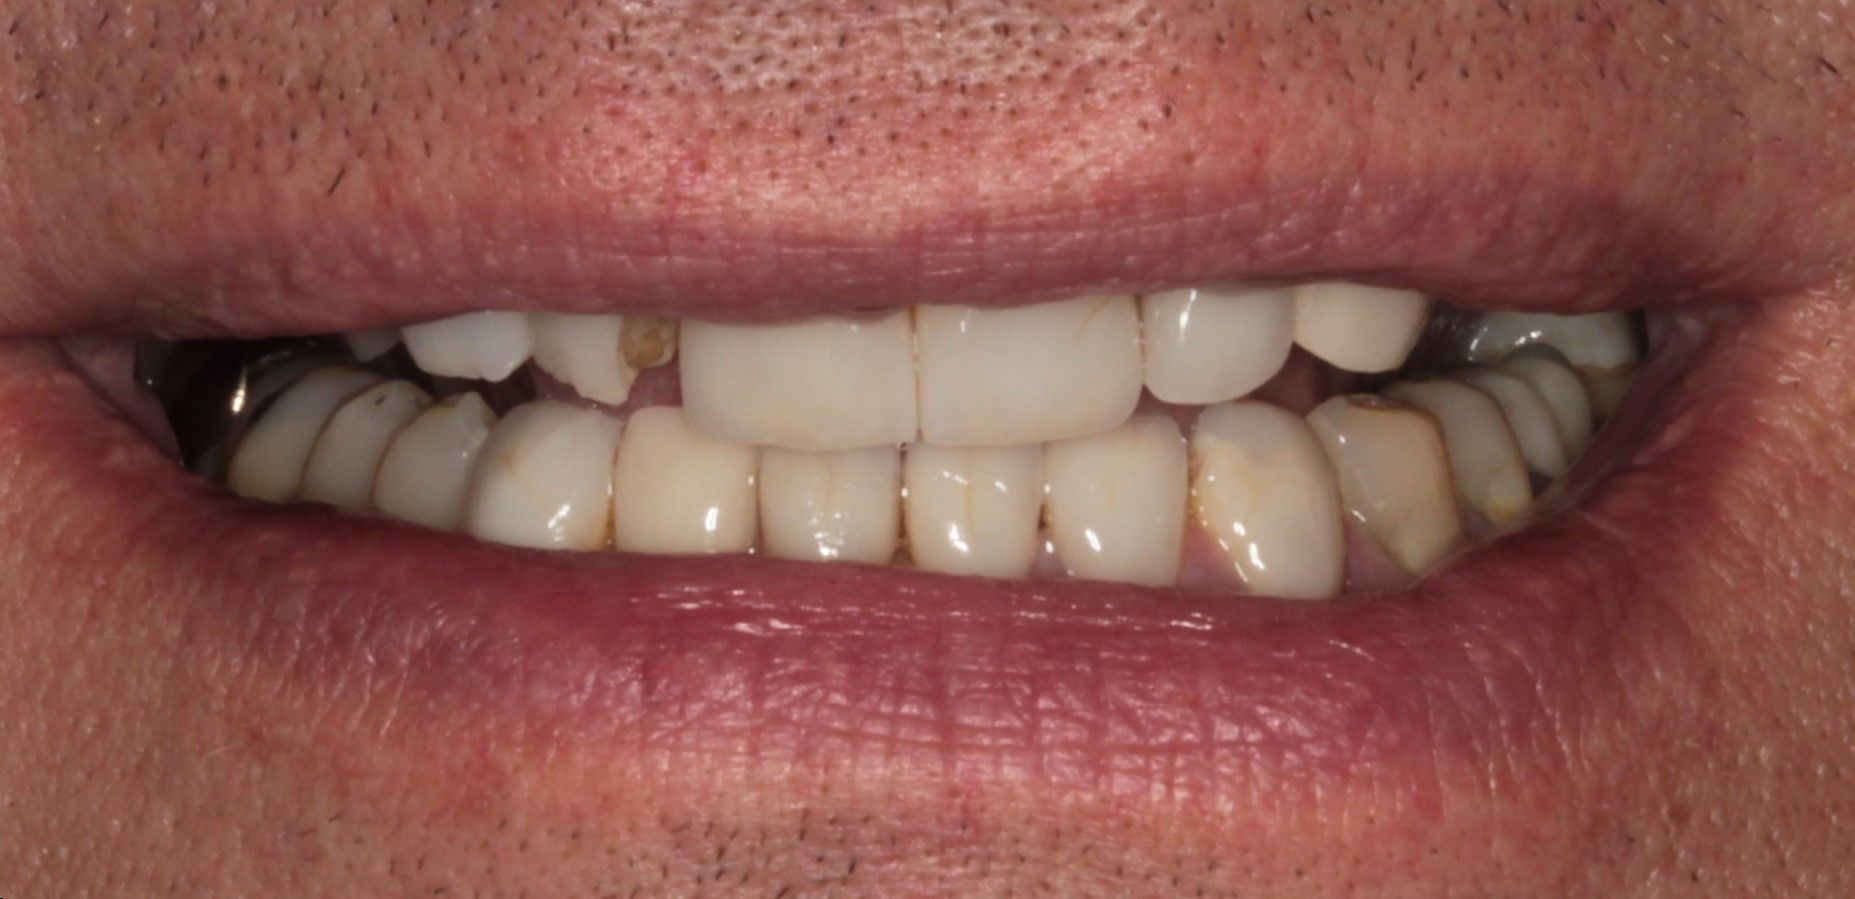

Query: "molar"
<box><xmin>298</xmin><ymin>380</ymin><xmax>433</xmax><ymax>511</ymax></box>
<box><xmin>1455</xmin><ymin>368</ymin><xmax>1572</xmax><ymax>478</ymax></box>
<box><xmin>226</xmin><ymin>366</ymin><xmax>384</xmax><ymax>503</ymax></box>
<box><xmin>1382</xmin><ymin>380</ymin><xmax>1533</xmax><ymax>527</ymax></box>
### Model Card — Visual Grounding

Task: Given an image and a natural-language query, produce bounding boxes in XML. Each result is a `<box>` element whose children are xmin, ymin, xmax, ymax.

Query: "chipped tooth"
<box><xmin>1291</xmin><ymin>282</ymin><xmax>1433</xmax><ymax>373</ymax></box>
<box><xmin>298</xmin><ymin>380</ymin><xmax>433</xmax><ymax>511</ymax></box>
<box><xmin>621</xmin><ymin>315</ymin><xmax>679</xmax><ymax>369</ymax></box>
<box><xmin>1463</xmin><ymin>311</ymin><xmax>1641</xmax><ymax>371</ymax></box>
<box><xmin>1382</xmin><ymin>381</ymin><xmax>1532</xmax><ymax>526</ymax></box>
<box><xmin>401</xmin><ymin>311</ymin><xmax>535</xmax><ymax>382</ymax></box>
<box><xmin>462</xmin><ymin>402</ymin><xmax>623</xmax><ymax>551</ymax></box>
<box><xmin>1456</xmin><ymin>368</ymin><xmax>1572</xmax><ymax>478</ymax></box>
<box><xmin>1308</xmin><ymin>396</ymin><xmax>1466</xmax><ymax>575</ymax></box>
<box><xmin>1141</xmin><ymin>285</ymin><xmax>1295</xmax><ymax>404</ymax></box>
<box><xmin>610</xmin><ymin>407</ymin><xmax>759</xmax><ymax>554</ymax></box>
<box><xmin>916</xmin><ymin>295</ymin><xmax>1142</xmax><ymax>446</ymax></box>
<box><xmin>1497</xmin><ymin>347</ymin><xmax>1594</xmax><ymax>454</ymax></box>
<box><xmin>226</xmin><ymin>366</ymin><xmax>384</xmax><ymax>503</ymax></box>
<box><xmin>759</xmin><ymin>446</ymin><xmax>901</xmax><ymax>564</ymax></box>
<box><xmin>343</xmin><ymin>327</ymin><xmax>402</xmax><ymax>362</ymax></box>
<box><xmin>373</xmin><ymin>393</ymin><xmax>497</xmax><ymax>531</ymax></box>
<box><xmin>530</xmin><ymin>313</ymin><xmax>638</xmax><ymax>405</ymax></box>
<box><xmin>1189</xmin><ymin>401</ymin><xmax>1345</xmax><ymax>599</ymax></box>
<box><xmin>680</xmin><ymin>311</ymin><xmax>917</xmax><ymax>451</ymax></box>
<box><xmin>903</xmin><ymin>443</ymin><xmax>1045</xmax><ymax>578</ymax></box>
<box><xmin>1044</xmin><ymin>415</ymin><xmax>1189</xmax><ymax>586</ymax></box>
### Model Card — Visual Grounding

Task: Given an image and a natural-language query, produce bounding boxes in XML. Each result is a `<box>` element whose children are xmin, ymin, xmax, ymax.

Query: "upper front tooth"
<box><xmin>343</xmin><ymin>327</ymin><xmax>402</xmax><ymax>362</ymax></box>
<box><xmin>916</xmin><ymin>295</ymin><xmax>1142</xmax><ymax>446</ymax></box>
<box><xmin>679</xmin><ymin>311</ymin><xmax>917</xmax><ymax>451</ymax></box>
<box><xmin>1463</xmin><ymin>311</ymin><xmax>1641</xmax><ymax>370</ymax></box>
<box><xmin>462</xmin><ymin>401</ymin><xmax>623</xmax><ymax>551</ymax></box>
<box><xmin>1189</xmin><ymin>401</ymin><xmax>1345</xmax><ymax>599</ymax></box>
<box><xmin>226</xmin><ymin>366</ymin><xmax>384</xmax><ymax>503</ymax></box>
<box><xmin>759</xmin><ymin>446</ymin><xmax>901</xmax><ymax>564</ymax></box>
<box><xmin>1382</xmin><ymin>380</ymin><xmax>1532</xmax><ymax>526</ymax></box>
<box><xmin>903</xmin><ymin>443</ymin><xmax>1045</xmax><ymax>578</ymax></box>
<box><xmin>1043</xmin><ymin>414</ymin><xmax>1189</xmax><ymax>586</ymax></box>
<box><xmin>530</xmin><ymin>313</ymin><xmax>639</xmax><ymax>405</ymax></box>
<box><xmin>1141</xmin><ymin>285</ymin><xmax>1295</xmax><ymax>404</ymax></box>
<box><xmin>298</xmin><ymin>380</ymin><xmax>433</xmax><ymax>511</ymax></box>
<box><xmin>401</xmin><ymin>311</ymin><xmax>535</xmax><ymax>382</ymax></box>
<box><xmin>610</xmin><ymin>407</ymin><xmax>760</xmax><ymax>554</ymax></box>
<box><xmin>1292</xmin><ymin>282</ymin><xmax>1433</xmax><ymax>373</ymax></box>
<box><xmin>1307</xmin><ymin>396</ymin><xmax>1465</xmax><ymax>575</ymax></box>
<box><xmin>1455</xmin><ymin>368</ymin><xmax>1571</xmax><ymax>477</ymax></box>
<box><xmin>373</xmin><ymin>393</ymin><xmax>498</xmax><ymax>531</ymax></box>
<box><xmin>1495</xmin><ymin>347</ymin><xmax>1594</xmax><ymax>453</ymax></box>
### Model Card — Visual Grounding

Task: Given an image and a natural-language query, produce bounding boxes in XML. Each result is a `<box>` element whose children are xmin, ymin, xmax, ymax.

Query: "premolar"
<box><xmin>298</xmin><ymin>380</ymin><xmax>433</xmax><ymax>511</ymax></box>
<box><xmin>1382</xmin><ymin>380</ymin><xmax>1532</xmax><ymax>527</ymax></box>
<box><xmin>1189</xmin><ymin>401</ymin><xmax>1345</xmax><ymax>599</ymax></box>
<box><xmin>372</xmin><ymin>393</ymin><xmax>497</xmax><ymax>531</ymax></box>
<box><xmin>1308</xmin><ymin>396</ymin><xmax>1465</xmax><ymax>575</ymax></box>
<box><xmin>1292</xmin><ymin>282</ymin><xmax>1432</xmax><ymax>373</ymax></box>
<box><xmin>226</xmin><ymin>366</ymin><xmax>383</xmax><ymax>503</ymax></box>
<box><xmin>401</xmin><ymin>311</ymin><xmax>535</xmax><ymax>382</ymax></box>
<box><xmin>462</xmin><ymin>402</ymin><xmax>623</xmax><ymax>551</ymax></box>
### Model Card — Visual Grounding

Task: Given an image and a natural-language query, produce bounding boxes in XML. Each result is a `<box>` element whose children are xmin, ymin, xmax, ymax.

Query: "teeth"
<box><xmin>226</xmin><ymin>367</ymin><xmax>384</xmax><ymax>503</ymax></box>
<box><xmin>1382</xmin><ymin>381</ymin><xmax>1532</xmax><ymax>526</ymax></box>
<box><xmin>529</xmin><ymin>313</ymin><xmax>639</xmax><ymax>405</ymax></box>
<box><xmin>680</xmin><ymin>312</ymin><xmax>918</xmax><ymax>450</ymax></box>
<box><xmin>1292</xmin><ymin>282</ymin><xmax>1433</xmax><ymax>373</ymax></box>
<box><xmin>1189</xmin><ymin>401</ymin><xmax>1345</xmax><ymax>599</ymax></box>
<box><xmin>902</xmin><ymin>443</ymin><xmax>1045</xmax><ymax>578</ymax></box>
<box><xmin>916</xmin><ymin>295</ymin><xmax>1142</xmax><ymax>446</ymax></box>
<box><xmin>298</xmin><ymin>380</ymin><xmax>433</xmax><ymax>511</ymax></box>
<box><xmin>373</xmin><ymin>393</ymin><xmax>498</xmax><ymax>531</ymax></box>
<box><xmin>1043</xmin><ymin>415</ymin><xmax>1189</xmax><ymax>586</ymax></box>
<box><xmin>1307</xmin><ymin>396</ymin><xmax>1466</xmax><ymax>575</ymax></box>
<box><xmin>462</xmin><ymin>402</ymin><xmax>624</xmax><ymax>551</ymax></box>
<box><xmin>621</xmin><ymin>316</ymin><xmax>679</xmax><ymax>369</ymax></box>
<box><xmin>1462</xmin><ymin>311</ymin><xmax>1641</xmax><ymax>370</ymax></box>
<box><xmin>1455</xmin><ymin>368</ymin><xmax>1572</xmax><ymax>478</ymax></box>
<box><xmin>1141</xmin><ymin>286</ymin><xmax>1295</xmax><ymax>404</ymax></box>
<box><xmin>343</xmin><ymin>328</ymin><xmax>402</xmax><ymax>362</ymax></box>
<box><xmin>1495</xmin><ymin>347</ymin><xmax>1594</xmax><ymax>454</ymax></box>
<box><xmin>401</xmin><ymin>312</ymin><xmax>535</xmax><ymax>382</ymax></box>
<box><xmin>759</xmin><ymin>446</ymin><xmax>902</xmax><ymax>563</ymax></box>
<box><xmin>610</xmin><ymin>407</ymin><xmax>760</xmax><ymax>554</ymax></box>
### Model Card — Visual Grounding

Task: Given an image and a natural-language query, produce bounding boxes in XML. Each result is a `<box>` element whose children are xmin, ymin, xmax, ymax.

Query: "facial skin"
<box><xmin>1</xmin><ymin>1</ymin><xmax>1853</xmax><ymax>896</ymax></box>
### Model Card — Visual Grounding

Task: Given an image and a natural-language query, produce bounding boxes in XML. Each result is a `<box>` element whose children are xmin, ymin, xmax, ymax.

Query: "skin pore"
<box><xmin>2</xmin><ymin>1</ymin><xmax>1854</xmax><ymax>895</ymax></box>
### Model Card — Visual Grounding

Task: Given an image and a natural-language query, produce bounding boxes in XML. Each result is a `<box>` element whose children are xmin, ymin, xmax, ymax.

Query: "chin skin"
<box><xmin>2</xmin><ymin>1</ymin><xmax>1855</xmax><ymax>896</ymax></box>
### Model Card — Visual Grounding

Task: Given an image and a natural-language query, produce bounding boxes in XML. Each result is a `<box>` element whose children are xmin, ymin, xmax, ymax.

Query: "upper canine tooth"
<box><xmin>610</xmin><ymin>407</ymin><xmax>760</xmax><ymax>554</ymax></box>
<box><xmin>343</xmin><ymin>327</ymin><xmax>402</xmax><ymax>362</ymax></box>
<box><xmin>1382</xmin><ymin>380</ymin><xmax>1532</xmax><ymax>526</ymax></box>
<box><xmin>902</xmin><ymin>443</ymin><xmax>1045</xmax><ymax>578</ymax></box>
<box><xmin>915</xmin><ymin>295</ymin><xmax>1142</xmax><ymax>446</ymax></box>
<box><xmin>680</xmin><ymin>311</ymin><xmax>917</xmax><ymax>451</ymax></box>
<box><xmin>1455</xmin><ymin>368</ymin><xmax>1571</xmax><ymax>478</ymax></box>
<box><xmin>1495</xmin><ymin>347</ymin><xmax>1594</xmax><ymax>454</ymax></box>
<box><xmin>1043</xmin><ymin>414</ymin><xmax>1189</xmax><ymax>586</ymax></box>
<box><xmin>1291</xmin><ymin>282</ymin><xmax>1433</xmax><ymax>373</ymax></box>
<box><xmin>226</xmin><ymin>366</ymin><xmax>384</xmax><ymax>503</ymax></box>
<box><xmin>373</xmin><ymin>393</ymin><xmax>498</xmax><ymax>531</ymax></box>
<box><xmin>298</xmin><ymin>380</ymin><xmax>433</xmax><ymax>511</ymax></box>
<box><xmin>1189</xmin><ymin>401</ymin><xmax>1344</xmax><ymax>599</ymax></box>
<box><xmin>1307</xmin><ymin>396</ymin><xmax>1466</xmax><ymax>575</ymax></box>
<box><xmin>530</xmin><ymin>313</ymin><xmax>639</xmax><ymax>405</ymax></box>
<box><xmin>759</xmin><ymin>446</ymin><xmax>901</xmax><ymax>564</ymax></box>
<box><xmin>401</xmin><ymin>311</ymin><xmax>535</xmax><ymax>382</ymax></box>
<box><xmin>462</xmin><ymin>401</ymin><xmax>623</xmax><ymax>551</ymax></box>
<box><xmin>1141</xmin><ymin>286</ymin><xmax>1295</xmax><ymax>404</ymax></box>
<box><xmin>621</xmin><ymin>315</ymin><xmax>679</xmax><ymax>369</ymax></box>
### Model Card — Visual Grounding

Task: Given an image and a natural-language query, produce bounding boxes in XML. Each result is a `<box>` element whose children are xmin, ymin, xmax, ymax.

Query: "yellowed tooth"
<box><xmin>529</xmin><ymin>313</ymin><xmax>638</xmax><ymax>405</ymax></box>
<box><xmin>298</xmin><ymin>380</ymin><xmax>433</xmax><ymax>511</ymax></box>
<box><xmin>902</xmin><ymin>443</ymin><xmax>1045</xmax><ymax>578</ymax></box>
<box><xmin>621</xmin><ymin>315</ymin><xmax>679</xmax><ymax>369</ymax></box>
<box><xmin>759</xmin><ymin>446</ymin><xmax>901</xmax><ymax>564</ymax></box>
<box><xmin>1189</xmin><ymin>401</ymin><xmax>1345</xmax><ymax>599</ymax></box>
<box><xmin>610</xmin><ymin>407</ymin><xmax>760</xmax><ymax>554</ymax></box>
<box><xmin>1496</xmin><ymin>346</ymin><xmax>1594</xmax><ymax>455</ymax></box>
<box><xmin>1291</xmin><ymin>282</ymin><xmax>1433</xmax><ymax>373</ymax></box>
<box><xmin>1382</xmin><ymin>381</ymin><xmax>1532</xmax><ymax>526</ymax></box>
<box><xmin>1307</xmin><ymin>396</ymin><xmax>1466</xmax><ymax>575</ymax></box>
<box><xmin>1456</xmin><ymin>367</ymin><xmax>1571</xmax><ymax>478</ymax></box>
<box><xmin>226</xmin><ymin>366</ymin><xmax>384</xmax><ymax>503</ymax></box>
<box><xmin>1044</xmin><ymin>415</ymin><xmax>1189</xmax><ymax>586</ymax></box>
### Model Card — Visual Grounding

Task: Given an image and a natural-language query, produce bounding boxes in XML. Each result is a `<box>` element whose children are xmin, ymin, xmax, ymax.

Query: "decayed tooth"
<box><xmin>621</xmin><ymin>315</ymin><xmax>678</xmax><ymax>369</ymax></box>
<box><xmin>916</xmin><ymin>295</ymin><xmax>1142</xmax><ymax>446</ymax></box>
<box><xmin>902</xmin><ymin>443</ymin><xmax>1045</xmax><ymax>578</ymax></box>
<box><xmin>530</xmin><ymin>313</ymin><xmax>638</xmax><ymax>405</ymax></box>
<box><xmin>343</xmin><ymin>327</ymin><xmax>402</xmax><ymax>362</ymax></box>
<box><xmin>1043</xmin><ymin>415</ymin><xmax>1188</xmax><ymax>586</ymax></box>
<box><xmin>1496</xmin><ymin>347</ymin><xmax>1594</xmax><ymax>454</ymax></box>
<box><xmin>462</xmin><ymin>402</ymin><xmax>623</xmax><ymax>551</ymax></box>
<box><xmin>1462</xmin><ymin>311</ymin><xmax>1641</xmax><ymax>370</ymax></box>
<box><xmin>1141</xmin><ymin>285</ymin><xmax>1295</xmax><ymax>404</ymax></box>
<box><xmin>1382</xmin><ymin>381</ymin><xmax>1532</xmax><ymax>526</ymax></box>
<box><xmin>1291</xmin><ymin>282</ymin><xmax>1433</xmax><ymax>373</ymax></box>
<box><xmin>373</xmin><ymin>393</ymin><xmax>498</xmax><ymax>531</ymax></box>
<box><xmin>401</xmin><ymin>311</ymin><xmax>535</xmax><ymax>381</ymax></box>
<box><xmin>610</xmin><ymin>407</ymin><xmax>759</xmax><ymax>554</ymax></box>
<box><xmin>1189</xmin><ymin>401</ymin><xmax>1344</xmax><ymax>599</ymax></box>
<box><xmin>679</xmin><ymin>311</ymin><xmax>917</xmax><ymax>451</ymax></box>
<box><xmin>1307</xmin><ymin>396</ymin><xmax>1466</xmax><ymax>575</ymax></box>
<box><xmin>298</xmin><ymin>380</ymin><xmax>433</xmax><ymax>511</ymax></box>
<box><xmin>226</xmin><ymin>367</ymin><xmax>384</xmax><ymax>503</ymax></box>
<box><xmin>1455</xmin><ymin>368</ymin><xmax>1571</xmax><ymax>478</ymax></box>
<box><xmin>759</xmin><ymin>446</ymin><xmax>901</xmax><ymax>563</ymax></box>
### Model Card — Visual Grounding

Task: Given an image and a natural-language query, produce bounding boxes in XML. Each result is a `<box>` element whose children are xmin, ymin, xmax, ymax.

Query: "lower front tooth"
<box><xmin>401</xmin><ymin>311</ymin><xmax>535</xmax><ymax>382</ymax></box>
<box><xmin>1189</xmin><ymin>401</ymin><xmax>1345</xmax><ymax>599</ymax></box>
<box><xmin>1382</xmin><ymin>380</ymin><xmax>1533</xmax><ymax>527</ymax></box>
<box><xmin>759</xmin><ymin>446</ymin><xmax>901</xmax><ymax>563</ymax></box>
<box><xmin>227</xmin><ymin>366</ymin><xmax>384</xmax><ymax>503</ymax></box>
<box><xmin>1044</xmin><ymin>415</ymin><xmax>1189</xmax><ymax>586</ymax></box>
<box><xmin>373</xmin><ymin>393</ymin><xmax>498</xmax><ymax>531</ymax></box>
<box><xmin>1307</xmin><ymin>396</ymin><xmax>1465</xmax><ymax>575</ymax></box>
<box><xmin>462</xmin><ymin>402</ymin><xmax>624</xmax><ymax>551</ymax></box>
<box><xmin>1291</xmin><ymin>282</ymin><xmax>1433</xmax><ymax>373</ymax></box>
<box><xmin>1455</xmin><ymin>368</ymin><xmax>1571</xmax><ymax>478</ymax></box>
<box><xmin>1496</xmin><ymin>347</ymin><xmax>1594</xmax><ymax>454</ymax></box>
<box><xmin>903</xmin><ymin>443</ymin><xmax>1045</xmax><ymax>578</ymax></box>
<box><xmin>610</xmin><ymin>407</ymin><xmax>760</xmax><ymax>554</ymax></box>
<box><xmin>298</xmin><ymin>380</ymin><xmax>433</xmax><ymax>511</ymax></box>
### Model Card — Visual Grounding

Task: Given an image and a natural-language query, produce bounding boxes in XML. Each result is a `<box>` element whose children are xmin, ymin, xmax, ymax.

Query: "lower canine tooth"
<box><xmin>226</xmin><ymin>366</ymin><xmax>383</xmax><ymax>503</ymax></box>
<box><xmin>1496</xmin><ymin>348</ymin><xmax>1594</xmax><ymax>454</ymax></box>
<box><xmin>401</xmin><ymin>311</ymin><xmax>535</xmax><ymax>382</ymax></box>
<box><xmin>373</xmin><ymin>393</ymin><xmax>498</xmax><ymax>531</ymax></box>
<box><xmin>1189</xmin><ymin>401</ymin><xmax>1345</xmax><ymax>599</ymax></box>
<box><xmin>1455</xmin><ymin>368</ymin><xmax>1572</xmax><ymax>477</ymax></box>
<box><xmin>759</xmin><ymin>446</ymin><xmax>902</xmax><ymax>563</ymax></box>
<box><xmin>298</xmin><ymin>380</ymin><xmax>433</xmax><ymax>511</ymax></box>
<box><xmin>1307</xmin><ymin>396</ymin><xmax>1465</xmax><ymax>575</ymax></box>
<box><xmin>1382</xmin><ymin>381</ymin><xmax>1532</xmax><ymax>526</ymax></box>
<box><xmin>610</xmin><ymin>407</ymin><xmax>760</xmax><ymax>554</ymax></box>
<box><xmin>1291</xmin><ymin>282</ymin><xmax>1433</xmax><ymax>373</ymax></box>
<box><xmin>530</xmin><ymin>313</ymin><xmax>639</xmax><ymax>405</ymax></box>
<box><xmin>903</xmin><ymin>443</ymin><xmax>1045</xmax><ymax>578</ymax></box>
<box><xmin>462</xmin><ymin>401</ymin><xmax>623</xmax><ymax>550</ymax></box>
<box><xmin>1141</xmin><ymin>285</ymin><xmax>1295</xmax><ymax>404</ymax></box>
<box><xmin>1044</xmin><ymin>415</ymin><xmax>1189</xmax><ymax>586</ymax></box>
